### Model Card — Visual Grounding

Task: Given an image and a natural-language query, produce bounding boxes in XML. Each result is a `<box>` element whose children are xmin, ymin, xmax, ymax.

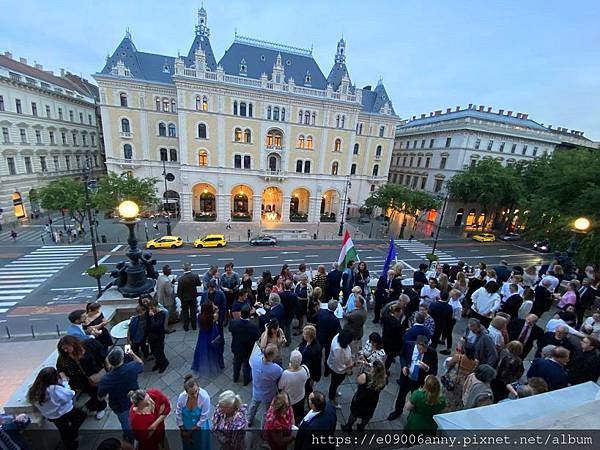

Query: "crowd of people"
<box><xmin>19</xmin><ymin>255</ymin><xmax>600</xmax><ymax>449</ymax></box>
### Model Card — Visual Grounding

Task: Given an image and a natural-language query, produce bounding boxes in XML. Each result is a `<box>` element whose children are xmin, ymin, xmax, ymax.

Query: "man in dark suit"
<box><xmin>403</xmin><ymin>312</ymin><xmax>432</xmax><ymax>344</ymax></box>
<box><xmin>413</xmin><ymin>263</ymin><xmax>428</xmax><ymax>287</ymax></box>
<box><xmin>429</xmin><ymin>294</ymin><xmax>453</xmax><ymax>350</ymax></box>
<box><xmin>279</xmin><ymin>280</ymin><xmax>299</xmax><ymax>344</ymax></box>
<box><xmin>535</xmin><ymin>326</ymin><xmax>575</xmax><ymax>358</ymax></box>
<box><xmin>577</xmin><ymin>279</ymin><xmax>597</xmax><ymax>327</ymax></box>
<box><xmin>315</xmin><ymin>299</ymin><xmax>341</xmax><ymax>377</ymax></box>
<box><xmin>262</xmin><ymin>293</ymin><xmax>285</xmax><ymax>328</ymax></box>
<box><xmin>381</xmin><ymin>300</ymin><xmax>409</xmax><ymax>372</ymax></box>
<box><xmin>494</xmin><ymin>260</ymin><xmax>511</xmax><ymax>284</ymax></box>
<box><xmin>508</xmin><ymin>314</ymin><xmax>544</xmax><ymax>358</ymax></box>
<box><xmin>176</xmin><ymin>263</ymin><xmax>201</xmax><ymax>331</ymax></box>
<box><xmin>500</xmin><ymin>283</ymin><xmax>523</xmax><ymax>319</ymax></box>
<box><xmin>373</xmin><ymin>270</ymin><xmax>394</xmax><ymax>323</ymax></box>
<box><xmin>531</xmin><ymin>279</ymin><xmax>553</xmax><ymax>318</ymax></box>
<box><xmin>229</xmin><ymin>305</ymin><xmax>260</xmax><ymax>385</ymax></box>
<box><xmin>295</xmin><ymin>391</ymin><xmax>337</xmax><ymax>450</ymax></box>
<box><xmin>527</xmin><ymin>346</ymin><xmax>570</xmax><ymax>391</ymax></box>
<box><xmin>201</xmin><ymin>280</ymin><xmax>227</xmax><ymax>333</ymax></box>
<box><xmin>403</xmin><ymin>284</ymin><xmax>421</xmax><ymax>317</ymax></box>
<box><xmin>388</xmin><ymin>335</ymin><xmax>438</xmax><ymax>420</ymax></box>
<box><xmin>325</xmin><ymin>263</ymin><xmax>342</xmax><ymax>301</ymax></box>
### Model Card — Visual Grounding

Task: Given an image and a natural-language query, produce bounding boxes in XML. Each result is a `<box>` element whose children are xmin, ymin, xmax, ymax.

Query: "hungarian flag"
<box><xmin>337</xmin><ymin>230</ymin><xmax>359</xmax><ymax>268</ymax></box>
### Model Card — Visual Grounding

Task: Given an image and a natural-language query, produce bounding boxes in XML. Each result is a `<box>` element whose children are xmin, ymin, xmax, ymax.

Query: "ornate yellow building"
<box><xmin>95</xmin><ymin>8</ymin><xmax>399</xmax><ymax>225</ymax></box>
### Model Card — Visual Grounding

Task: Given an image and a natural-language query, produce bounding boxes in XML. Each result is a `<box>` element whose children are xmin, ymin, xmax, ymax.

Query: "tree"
<box><xmin>38</xmin><ymin>177</ymin><xmax>87</xmax><ymax>229</ymax></box>
<box><xmin>447</xmin><ymin>159</ymin><xmax>524</xmax><ymax>230</ymax></box>
<box><xmin>95</xmin><ymin>172</ymin><xmax>159</xmax><ymax>212</ymax></box>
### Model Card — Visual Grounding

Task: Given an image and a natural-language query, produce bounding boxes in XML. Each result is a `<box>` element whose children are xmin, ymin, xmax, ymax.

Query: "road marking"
<box><xmin>50</xmin><ymin>287</ymin><xmax>98</xmax><ymax>291</ymax></box>
<box><xmin>0</xmin><ymin>275</ymin><xmax>51</xmax><ymax>280</ymax></box>
<box><xmin>41</xmin><ymin>245</ymin><xmax>91</xmax><ymax>249</ymax></box>
<box><xmin>0</xmin><ymin>289</ymin><xmax>33</xmax><ymax>294</ymax></box>
<box><xmin>0</xmin><ymin>309</ymin><xmax>8</xmax><ymax>314</ymax></box>
<box><xmin>0</xmin><ymin>295</ymin><xmax>25</xmax><ymax>301</ymax></box>
<box><xmin>284</xmin><ymin>259</ymin><xmax>304</xmax><ymax>262</ymax></box>
<box><xmin>400</xmin><ymin>259</ymin><xmax>417</xmax><ymax>271</ymax></box>
<box><xmin>110</xmin><ymin>245</ymin><xmax>123</xmax><ymax>252</ymax></box>
<box><xmin>263</xmin><ymin>256</ymin><xmax>279</xmax><ymax>259</ymax></box>
<box><xmin>217</xmin><ymin>258</ymin><xmax>233</xmax><ymax>261</ymax></box>
<box><xmin>365</xmin><ymin>256</ymin><xmax>379</xmax><ymax>259</ymax></box>
<box><xmin>280</xmin><ymin>251</ymin><xmax>299</xmax><ymax>254</ymax></box>
<box><xmin>305</xmin><ymin>255</ymin><xmax>319</xmax><ymax>257</ymax></box>
<box><xmin>0</xmin><ymin>302</ymin><xmax>18</xmax><ymax>307</ymax></box>
<box><xmin>0</xmin><ymin>284</ymin><xmax>41</xmax><ymax>289</ymax></box>
<box><xmin>470</xmin><ymin>249</ymin><xmax>480</xmax><ymax>252</ymax></box>
<box><xmin>0</xmin><ymin>269</ymin><xmax>59</xmax><ymax>274</ymax></box>
<box><xmin>98</xmin><ymin>255</ymin><xmax>111</xmax><ymax>264</ymax></box>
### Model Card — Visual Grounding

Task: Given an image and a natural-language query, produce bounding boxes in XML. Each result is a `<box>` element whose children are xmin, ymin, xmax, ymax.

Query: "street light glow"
<box><xmin>118</xmin><ymin>200</ymin><xmax>139</xmax><ymax>219</ymax></box>
<box><xmin>574</xmin><ymin>217</ymin><xmax>591</xmax><ymax>232</ymax></box>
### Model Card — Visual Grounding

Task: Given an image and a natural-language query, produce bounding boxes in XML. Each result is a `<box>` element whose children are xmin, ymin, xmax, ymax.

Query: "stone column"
<box><xmin>252</xmin><ymin>195</ymin><xmax>262</xmax><ymax>223</ymax></box>
<box><xmin>308</xmin><ymin>196</ymin><xmax>319</xmax><ymax>223</ymax></box>
<box><xmin>282</xmin><ymin>195</ymin><xmax>291</xmax><ymax>223</ymax></box>
<box><xmin>180</xmin><ymin>191</ymin><xmax>193</xmax><ymax>222</ymax></box>
<box><xmin>217</xmin><ymin>193</ymin><xmax>231</xmax><ymax>222</ymax></box>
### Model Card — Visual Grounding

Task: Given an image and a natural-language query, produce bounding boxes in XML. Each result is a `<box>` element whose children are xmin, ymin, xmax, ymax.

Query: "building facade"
<box><xmin>95</xmin><ymin>8</ymin><xmax>399</xmax><ymax>225</ymax></box>
<box><xmin>0</xmin><ymin>52</ymin><xmax>103</xmax><ymax>225</ymax></box>
<box><xmin>390</xmin><ymin>104</ymin><xmax>596</xmax><ymax>229</ymax></box>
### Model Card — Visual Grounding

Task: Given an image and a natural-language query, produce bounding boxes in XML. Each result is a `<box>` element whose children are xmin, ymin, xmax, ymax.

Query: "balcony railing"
<box><xmin>120</xmin><ymin>131</ymin><xmax>132</xmax><ymax>138</ymax></box>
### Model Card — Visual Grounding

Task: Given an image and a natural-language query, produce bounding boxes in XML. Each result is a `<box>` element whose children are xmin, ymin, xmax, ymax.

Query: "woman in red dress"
<box><xmin>129</xmin><ymin>389</ymin><xmax>171</xmax><ymax>450</ymax></box>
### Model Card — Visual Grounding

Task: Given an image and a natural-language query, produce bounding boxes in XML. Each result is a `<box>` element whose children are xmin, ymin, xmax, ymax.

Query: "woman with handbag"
<box><xmin>56</xmin><ymin>335</ymin><xmax>108</xmax><ymax>419</ymax></box>
<box><xmin>440</xmin><ymin>345</ymin><xmax>478</xmax><ymax>411</ymax></box>
<box><xmin>191</xmin><ymin>299</ymin><xmax>225</xmax><ymax>377</ymax></box>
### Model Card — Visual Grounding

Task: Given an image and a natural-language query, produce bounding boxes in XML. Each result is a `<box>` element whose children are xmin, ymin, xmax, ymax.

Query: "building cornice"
<box><xmin>0</xmin><ymin>76</ymin><xmax>96</xmax><ymax>107</ymax></box>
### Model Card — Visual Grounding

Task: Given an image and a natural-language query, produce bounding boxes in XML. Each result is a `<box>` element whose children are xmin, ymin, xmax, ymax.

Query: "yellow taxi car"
<box><xmin>146</xmin><ymin>236</ymin><xmax>184</xmax><ymax>249</ymax></box>
<box><xmin>193</xmin><ymin>234</ymin><xmax>227</xmax><ymax>248</ymax></box>
<box><xmin>472</xmin><ymin>233</ymin><xmax>496</xmax><ymax>243</ymax></box>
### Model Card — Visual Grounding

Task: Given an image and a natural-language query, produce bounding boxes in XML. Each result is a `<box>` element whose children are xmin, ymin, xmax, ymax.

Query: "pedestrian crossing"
<box><xmin>0</xmin><ymin>227</ymin><xmax>49</xmax><ymax>242</ymax></box>
<box><xmin>394</xmin><ymin>239</ymin><xmax>459</xmax><ymax>264</ymax></box>
<box><xmin>0</xmin><ymin>245</ymin><xmax>91</xmax><ymax>314</ymax></box>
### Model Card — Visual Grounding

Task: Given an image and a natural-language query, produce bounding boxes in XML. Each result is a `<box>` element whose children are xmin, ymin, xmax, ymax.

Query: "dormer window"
<box><xmin>239</xmin><ymin>58</ymin><xmax>247</xmax><ymax>75</ymax></box>
<box><xmin>305</xmin><ymin>72</ymin><xmax>311</xmax><ymax>85</ymax></box>
<box><xmin>163</xmin><ymin>65</ymin><xmax>170</xmax><ymax>73</ymax></box>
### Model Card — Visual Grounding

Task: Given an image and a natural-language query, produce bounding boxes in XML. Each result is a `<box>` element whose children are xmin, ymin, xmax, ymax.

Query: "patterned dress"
<box><xmin>212</xmin><ymin>405</ymin><xmax>248</xmax><ymax>450</ymax></box>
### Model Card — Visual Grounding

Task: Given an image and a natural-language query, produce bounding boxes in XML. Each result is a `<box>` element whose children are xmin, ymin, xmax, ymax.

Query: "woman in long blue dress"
<box><xmin>175</xmin><ymin>374</ymin><xmax>212</xmax><ymax>450</ymax></box>
<box><xmin>191</xmin><ymin>299</ymin><xmax>224</xmax><ymax>377</ymax></box>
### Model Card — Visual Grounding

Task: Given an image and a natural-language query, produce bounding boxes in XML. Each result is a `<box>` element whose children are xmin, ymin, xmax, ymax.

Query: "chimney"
<box><xmin>507</xmin><ymin>111</ymin><xmax>513</xmax><ymax>117</ymax></box>
<box><xmin>421</xmin><ymin>113</ymin><xmax>426</xmax><ymax>119</ymax></box>
<box><xmin>522</xmin><ymin>113</ymin><xmax>528</xmax><ymax>120</ymax></box>
<box><xmin>478</xmin><ymin>105</ymin><xmax>484</xmax><ymax>112</ymax></box>
<box><xmin>34</xmin><ymin>62</ymin><xmax>43</xmax><ymax>70</ymax></box>
<box><xmin>60</xmin><ymin>68</ymin><xmax>65</xmax><ymax>77</ymax></box>
<box><xmin>44</xmin><ymin>70</ymin><xmax>54</xmax><ymax>75</ymax></box>
<box><xmin>548</xmin><ymin>125</ymin><xmax>552</xmax><ymax>129</ymax></box>
<box><xmin>4</xmin><ymin>51</ymin><xmax>12</xmax><ymax>59</ymax></box>
<box><xmin>446</xmin><ymin>108</ymin><xmax>452</xmax><ymax>113</ymax></box>
<box><xmin>498</xmin><ymin>109</ymin><xmax>504</xmax><ymax>115</ymax></box>
<box><xmin>435</xmin><ymin>110</ymin><xmax>442</xmax><ymax>116</ymax></box>
<box><xmin>19</xmin><ymin>57</ymin><xmax>27</xmax><ymax>64</ymax></box>
<box><xmin>487</xmin><ymin>106</ymin><xmax>492</xmax><ymax>112</ymax></box>
<box><xmin>412</xmin><ymin>115</ymin><xmax>416</xmax><ymax>120</ymax></box>
<box><xmin>456</xmin><ymin>106</ymin><xmax>460</xmax><ymax>111</ymax></box>
<box><xmin>516</xmin><ymin>113</ymin><xmax>522</xmax><ymax>119</ymax></box>
<box><xmin>430</xmin><ymin>112</ymin><xmax>434</xmax><ymax>117</ymax></box>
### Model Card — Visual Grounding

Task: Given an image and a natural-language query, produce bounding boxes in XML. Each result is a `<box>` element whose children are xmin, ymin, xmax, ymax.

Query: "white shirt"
<box><xmin>408</xmin><ymin>345</ymin><xmax>422</xmax><ymax>380</ymax></box>
<box><xmin>278</xmin><ymin>366</ymin><xmax>310</xmax><ymax>405</ymax></box>
<box><xmin>500</xmin><ymin>282</ymin><xmax>524</xmax><ymax>299</ymax></box>
<box><xmin>449</xmin><ymin>298</ymin><xmax>463</xmax><ymax>321</ymax></box>
<box><xmin>583</xmin><ymin>317</ymin><xmax>600</xmax><ymax>339</ymax></box>
<box><xmin>541</xmin><ymin>275</ymin><xmax>559</xmax><ymax>292</ymax></box>
<box><xmin>34</xmin><ymin>382</ymin><xmax>75</xmax><ymax>420</ymax></box>
<box><xmin>420</xmin><ymin>285</ymin><xmax>441</xmax><ymax>305</ymax></box>
<box><xmin>487</xmin><ymin>325</ymin><xmax>504</xmax><ymax>349</ymax></box>
<box><xmin>327</xmin><ymin>334</ymin><xmax>352</xmax><ymax>374</ymax></box>
<box><xmin>471</xmin><ymin>287</ymin><xmax>501</xmax><ymax>316</ymax></box>
<box><xmin>175</xmin><ymin>389</ymin><xmax>211</xmax><ymax>428</ymax></box>
<box><xmin>545</xmin><ymin>318</ymin><xmax>583</xmax><ymax>337</ymax></box>
<box><xmin>301</xmin><ymin>409</ymin><xmax>319</xmax><ymax>424</ymax></box>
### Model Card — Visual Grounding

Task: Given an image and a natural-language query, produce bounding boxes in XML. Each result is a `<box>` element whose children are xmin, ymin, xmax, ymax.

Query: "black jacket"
<box><xmin>531</xmin><ymin>285</ymin><xmax>552</xmax><ymax>317</ymax></box>
<box><xmin>375</xmin><ymin>275</ymin><xmax>391</xmax><ymax>303</ymax></box>
<box><xmin>535</xmin><ymin>332</ymin><xmax>575</xmax><ymax>358</ymax></box>
<box><xmin>294</xmin><ymin>403</ymin><xmax>337</xmax><ymax>450</ymax></box>
<box><xmin>299</xmin><ymin>339</ymin><xmax>323</xmax><ymax>382</ymax></box>
<box><xmin>507</xmin><ymin>318</ymin><xmax>544</xmax><ymax>358</ymax></box>
<box><xmin>399</xmin><ymin>341</ymin><xmax>438</xmax><ymax>385</ymax></box>
<box><xmin>380</xmin><ymin>304</ymin><xmax>408</xmax><ymax>354</ymax></box>
<box><xmin>494</xmin><ymin>265</ymin><xmax>511</xmax><ymax>284</ymax></box>
<box><xmin>413</xmin><ymin>271</ymin><xmax>428</xmax><ymax>287</ymax></box>
<box><xmin>527</xmin><ymin>358</ymin><xmax>568</xmax><ymax>391</ymax></box>
<box><xmin>568</xmin><ymin>348</ymin><xmax>600</xmax><ymax>385</ymax></box>
<box><xmin>177</xmin><ymin>272</ymin><xmax>201</xmax><ymax>303</ymax></box>
<box><xmin>429</xmin><ymin>300</ymin><xmax>453</xmax><ymax>333</ymax></box>
<box><xmin>315</xmin><ymin>309</ymin><xmax>341</xmax><ymax>349</ymax></box>
<box><xmin>279</xmin><ymin>290</ymin><xmax>299</xmax><ymax>320</ymax></box>
<box><xmin>500</xmin><ymin>293</ymin><xmax>523</xmax><ymax>319</ymax></box>
<box><xmin>403</xmin><ymin>287</ymin><xmax>421</xmax><ymax>317</ymax></box>
<box><xmin>325</xmin><ymin>269</ymin><xmax>342</xmax><ymax>300</ymax></box>
<box><xmin>389</xmin><ymin>276</ymin><xmax>404</xmax><ymax>301</ymax></box>
<box><xmin>229</xmin><ymin>318</ymin><xmax>260</xmax><ymax>356</ymax></box>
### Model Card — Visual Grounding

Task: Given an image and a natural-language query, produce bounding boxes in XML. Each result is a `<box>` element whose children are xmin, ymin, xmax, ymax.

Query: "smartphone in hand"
<box><xmin>124</xmin><ymin>344</ymin><xmax>131</xmax><ymax>353</ymax></box>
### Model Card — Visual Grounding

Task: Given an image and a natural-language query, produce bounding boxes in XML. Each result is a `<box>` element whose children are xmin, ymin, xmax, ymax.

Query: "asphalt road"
<box><xmin>0</xmin><ymin>237</ymin><xmax>549</xmax><ymax>339</ymax></box>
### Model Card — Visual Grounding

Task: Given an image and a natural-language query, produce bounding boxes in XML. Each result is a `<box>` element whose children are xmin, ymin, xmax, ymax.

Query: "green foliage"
<box><xmin>364</xmin><ymin>184</ymin><xmax>440</xmax><ymax>223</ymax></box>
<box><xmin>86</xmin><ymin>265</ymin><xmax>108</xmax><ymax>280</ymax></box>
<box><xmin>95</xmin><ymin>172</ymin><xmax>159</xmax><ymax>212</ymax></box>
<box><xmin>38</xmin><ymin>177</ymin><xmax>87</xmax><ymax>226</ymax></box>
<box><xmin>425</xmin><ymin>253</ymin><xmax>439</xmax><ymax>262</ymax></box>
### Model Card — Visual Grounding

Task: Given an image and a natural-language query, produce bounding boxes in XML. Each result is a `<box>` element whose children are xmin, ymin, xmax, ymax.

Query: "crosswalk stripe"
<box><xmin>0</xmin><ymin>302</ymin><xmax>18</xmax><ymax>307</ymax></box>
<box><xmin>0</xmin><ymin>309</ymin><xmax>9</xmax><ymax>314</ymax></box>
<box><xmin>0</xmin><ymin>289</ymin><xmax>33</xmax><ymax>294</ymax></box>
<box><xmin>0</xmin><ymin>295</ymin><xmax>25</xmax><ymax>301</ymax></box>
<box><xmin>0</xmin><ymin>270</ymin><xmax>59</xmax><ymax>274</ymax></box>
<box><xmin>0</xmin><ymin>284</ymin><xmax>41</xmax><ymax>289</ymax></box>
<box><xmin>41</xmin><ymin>245</ymin><xmax>91</xmax><ymax>249</ymax></box>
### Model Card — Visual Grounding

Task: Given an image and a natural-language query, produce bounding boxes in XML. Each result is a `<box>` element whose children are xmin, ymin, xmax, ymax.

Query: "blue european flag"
<box><xmin>381</xmin><ymin>239</ymin><xmax>397</xmax><ymax>277</ymax></box>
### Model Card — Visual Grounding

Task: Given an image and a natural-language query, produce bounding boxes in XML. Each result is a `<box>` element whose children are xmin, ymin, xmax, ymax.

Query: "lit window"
<box><xmin>198</xmin><ymin>151</ymin><xmax>208</xmax><ymax>166</ymax></box>
<box><xmin>244</xmin><ymin>129</ymin><xmax>252</xmax><ymax>143</ymax></box>
<box><xmin>202</xmin><ymin>96</ymin><xmax>208</xmax><ymax>111</ymax></box>
<box><xmin>266</xmin><ymin>130</ymin><xmax>282</xmax><ymax>147</ymax></box>
<box><xmin>334</xmin><ymin>138</ymin><xmax>341</xmax><ymax>152</ymax></box>
<box><xmin>331</xmin><ymin>161</ymin><xmax>338</xmax><ymax>175</ymax></box>
<box><xmin>306</xmin><ymin>136</ymin><xmax>313</xmax><ymax>150</ymax></box>
<box><xmin>234</xmin><ymin>128</ymin><xmax>243</xmax><ymax>142</ymax></box>
<box><xmin>297</xmin><ymin>135</ymin><xmax>305</xmax><ymax>149</ymax></box>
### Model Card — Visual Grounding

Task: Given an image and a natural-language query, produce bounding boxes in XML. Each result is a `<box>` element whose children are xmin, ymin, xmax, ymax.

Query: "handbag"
<box><xmin>440</xmin><ymin>355</ymin><xmax>462</xmax><ymax>392</ymax></box>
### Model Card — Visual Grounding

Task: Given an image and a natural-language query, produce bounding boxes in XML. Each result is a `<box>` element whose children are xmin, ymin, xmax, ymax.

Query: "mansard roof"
<box><xmin>326</xmin><ymin>61</ymin><xmax>350</xmax><ymax>92</ymax></box>
<box><xmin>361</xmin><ymin>81</ymin><xmax>395</xmax><ymax>115</ymax></box>
<box><xmin>218</xmin><ymin>35</ymin><xmax>327</xmax><ymax>89</ymax></box>
<box><xmin>185</xmin><ymin>33</ymin><xmax>217</xmax><ymax>70</ymax></box>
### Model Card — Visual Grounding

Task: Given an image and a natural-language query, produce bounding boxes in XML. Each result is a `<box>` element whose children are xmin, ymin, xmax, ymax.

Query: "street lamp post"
<box><xmin>338</xmin><ymin>176</ymin><xmax>351</xmax><ymax>237</ymax></box>
<box><xmin>82</xmin><ymin>158</ymin><xmax>102</xmax><ymax>297</ymax></box>
<box><xmin>116</xmin><ymin>200</ymin><xmax>156</xmax><ymax>298</ymax></box>
<box><xmin>431</xmin><ymin>193</ymin><xmax>449</xmax><ymax>258</ymax></box>
<box><xmin>562</xmin><ymin>217</ymin><xmax>592</xmax><ymax>279</ymax></box>
<box><xmin>162</xmin><ymin>160</ymin><xmax>173</xmax><ymax>235</ymax></box>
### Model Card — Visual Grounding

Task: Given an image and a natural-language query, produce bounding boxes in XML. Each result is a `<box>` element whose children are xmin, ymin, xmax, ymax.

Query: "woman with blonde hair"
<box><xmin>175</xmin><ymin>374</ymin><xmax>211</xmax><ymax>450</ymax></box>
<box><xmin>404</xmin><ymin>375</ymin><xmax>446</xmax><ymax>435</ymax></box>
<box><xmin>212</xmin><ymin>390</ymin><xmax>248</xmax><ymax>450</ymax></box>
<box><xmin>523</xmin><ymin>265</ymin><xmax>538</xmax><ymax>288</ymax></box>
<box><xmin>454</xmin><ymin>272</ymin><xmax>469</xmax><ymax>296</ymax></box>
<box><xmin>438</xmin><ymin>273</ymin><xmax>449</xmax><ymax>295</ymax></box>
<box><xmin>128</xmin><ymin>388</ymin><xmax>171</xmax><ymax>450</ymax></box>
<box><xmin>262</xmin><ymin>392</ymin><xmax>294</xmax><ymax>450</ymax></box>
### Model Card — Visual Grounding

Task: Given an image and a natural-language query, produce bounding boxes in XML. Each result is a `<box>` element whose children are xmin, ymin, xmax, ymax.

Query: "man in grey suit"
<box><xmin>155</xmin><ymin>265</ymin><xmax>177</xmax><ymax>332</ymax></box>
<box><xmin>343</xmin><ymin>296</ymin><xmax>367</xmax><ymax>356</ymax></box>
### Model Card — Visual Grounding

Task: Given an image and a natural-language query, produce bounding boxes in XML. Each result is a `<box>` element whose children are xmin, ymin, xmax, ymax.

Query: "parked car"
<box><xmin>146</xmin><ymin>236</ymin><xmax>183</xmax><ymax>249</ymax></box>
<box><xmin>499</xmin><ymin>232</ymin><xmax>521</xmax><ymax>241</ymax></box>
<box><xmin>472</xmin><ymin>233</ymin><xmax>496</xmax><ymax>242</ymax></box>
<box><xmin>249</xmin><ymin>235</ymin><xmax>277</xmax><ymax>246</ymax></box>
<box><xmin>533</xmin><ymin>239</ymin><xmax>551</xmax><ymax>253</ymax></box>
<box><xmin>193</xmin><ymin>234</ymin><xmax>227</xmax><ymax>248</ymax></box>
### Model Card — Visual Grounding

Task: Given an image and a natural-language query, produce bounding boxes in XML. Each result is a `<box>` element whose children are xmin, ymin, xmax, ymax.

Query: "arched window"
<box><xmin>306</xmin><ymin>136</ymin><xmax>313</xmax><ymax>150</ymax></box>
<box><xmin>120</xmin><ymin>93</ymin><xmax>128</xmax><ymax>107</ymax></box>
<box><xmin>297</xmin><ymin>135</ymin><xmax>305</xmax><ymax>149</ymax></box>
<box><xmin>350</xmin><ymin>163</ymin><xmax>357</xmax><ymax>175</ymax></box>
<box><xmin>155</xmin><ymin>97</ymin><xmax>160</xmax><ymax>111</ymax></box>
<box><xmin>311</xmin><ymin>112</ymin><xmax>316</xmax><ymax>125</ymax></box>
<box><xmin>248</xmin><ymin>103</ymin><xmax>253</xmax><ymax>117</ymax></box>
<box><xmin>233</xmin><ymin>101</ymin><xmax>238</xmax><ymax>115</ymax></box>
<box><xmin>334</xmin><ymin>138</ymin><xmax>341</xmax><ymax>152</ymax></box>
<box><xmin>168</xmin><ymin>124</ymin><xmax>176</xmax><ymax>137</ymax></box>
<box><xmin>296</xmin><ymin>160</ymin><xmax>303</xmax><ymax>172</ymax></box>
<box><xmin>379</xmin><ymin>125</ymin><xmax>385</xmax><ymax>137</ymax></box>
<box><xmin>281</xmin><ymin>108</ymin><xmax>286</xmax><ymax>121</ymax></box>
<box><xmin>243</xmin><ymin>155</ymin><xmax>251</xmax><ymax>169</ymax></box>
<box><xmin>171</xmin><ymin>99</ymin><xmax>176</xmax><ymax>113</ymax></box>
<box><xmin>244</xmin><ymin>129</ymin><xmax>252</xmax><ymax>143</ymax></box>
<box><xmin>169</xmin><ymin>148</ymin><xmax>177</xmax><ymax>162</ymax></box>
<box><xmin>195</xmin><ymin>95</ymin><xmax>201</xmax><ymax>111</ymax></box>
<box><xmin>160</xmin><ymin>148</ymin><xmax>168</xmax><ymax>161</ymax></box>
<box><xmin>121</xmin><ymin>118</ymin><xmax>130</xmax><ymax>133</ymax></box>
<box><xmin>298</xmin><ymin>110</ymin><xmax>303</xmax><ymax>123</ymax></box>
<box><xmin>234</xmin><ymin>128</ymin><xmax>243</xmax><ymax>142</ymax></box>
<box><xmin>162</xmin><ymin>98</ymin><xmax>169</xmax><ymax>112</ymax></box>
<box><xmin>304</xmin><ymin>160</ymin><xmax>311</xmax><ymax>173</ymax></box>
<box><xmin>198</xmin><ymin>123</ymin><xmax>207</xmax><ymax>139</ymax></box>
<box><xmin>240</xmin><ymin>102</ymin><xmax>247</xmax><ymax>117</ymax></box>
<box><xmin>267</xmin><ymin>106</ymin><xmax>272</xmax><ymax>120</ymax></box>
<box><xmin>123</xmin><ymin>144</ymin><xmax>132</xmax><ymax>159</ymax></box>
<box><xmin>336</xmin><ymin>115</ymin><xmax>340</xmax><ymax>128</ymax></box>
<box><xmin>375</xmin><ymin>145</ymin><xmax>382</xmax><ymax>158</ymax></box>
<box><xmin>372</xmin><ymin>164</ymin><xmax>379</xmax><ymax>176</ymax></box>
<box><xmin>353</xmin><ymin>143</ymin><xmax>359</xmax><ymax>155</ymax></box>
<box><xmin>202</xmin><ymin>96</ymin><xmax>208</xmax><ymax>111</ymax></box>
<box><xmin>331</xmin><ymin>161</ymin><xmax>339</xmax><ymax>175</ymax></box>
<box><xmin>266</xmin><ymin>130</ymin><xmax>282</xmax><ymax>147</ymax></box>
<box><xmin>341</xmin><ymin>115</ymin><xmax>345</xmax><ymax>128</ymax></box>
<box><xmin>304</xmin><ymin>111</ymin><xmax>310</xmax><ymax>125</ymax></box>
<box><xmin>158</xmin><ymin>122</ymin><xmax>166</xmax><ymax>136</ymax></box>
<box><xmin>273</xmin><ymin>107</ymin><xmax>280</xmax><ymax>121</ymax></box>
<box><xmin>198</xmin><ymin>150</ymin><xmax>208</xmax><ymax>166</ymax></box>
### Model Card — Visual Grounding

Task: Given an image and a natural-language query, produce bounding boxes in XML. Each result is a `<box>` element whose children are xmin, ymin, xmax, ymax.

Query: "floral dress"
<box><xmin>212</xmin><ymin>405</ymin><xmax>248</xmax><ymax>450</ymax></box>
